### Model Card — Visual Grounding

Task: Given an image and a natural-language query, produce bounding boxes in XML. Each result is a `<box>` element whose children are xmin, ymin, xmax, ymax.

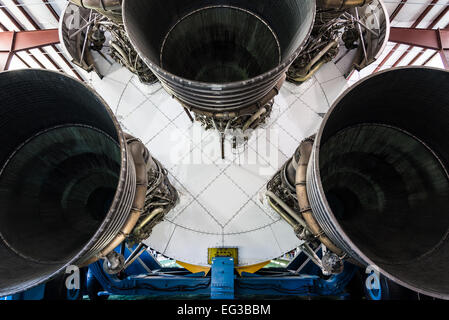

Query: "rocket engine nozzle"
<box><xmin>307</xmin><ymin>67</ymin><xmax>449</xmax><ymax>299</ymax></box>
<box><xmin>0</xmin><ymin>70</ymin><xmax>137</xmax><ymax>296</ymax></box>
<box><xmin>122</xmin><ymin>0</ymin><xmax>316</xmax><ymax>113</ymax></box>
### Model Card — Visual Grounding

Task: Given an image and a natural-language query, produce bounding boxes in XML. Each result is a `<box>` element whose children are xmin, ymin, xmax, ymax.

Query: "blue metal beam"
<box><xmin>89</xmin><ymin>259</ymin><xmax>356</xmax><ymax>299</ymax></box>
<box><xmin>211</xmin><ymin>257</ymin><xmax>234</xmax><ymax>299</ymax></box>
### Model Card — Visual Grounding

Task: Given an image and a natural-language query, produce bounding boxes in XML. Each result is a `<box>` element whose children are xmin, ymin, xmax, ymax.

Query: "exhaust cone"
<box><xmin>123</xmin><ymin>0</ymin><xmax>316</xmax><ymax>112</ymax></box>
<box><xmin>308</xmin><ymin>67</ymin><xmax>449</xmax><ymax>299</ymax></box>
<box><xmin>0</xmin><ymin>70</ymin><xmax>136</xmax><ymax>296</ymax></box>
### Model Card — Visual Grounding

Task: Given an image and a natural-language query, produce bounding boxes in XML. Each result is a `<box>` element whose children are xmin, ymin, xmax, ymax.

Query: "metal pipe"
<box><xmin>123</xmin><ymin>243</ymin><xmax>148</xmax><ymax>270</ymax></box>
<box><xmin>267</xmin><ymin>197</ymin><xmax>298</xmax><ymax>228</ymax></box>
<box><xmin>242</xmin><ymin>107</ymin><xmax>267</xmax><ymax>132</ymax></box>
<box><xmin>132</xmin><ymin>207</ymin><xmax>164</xmax><ymax>236</ymax></box>
<box><xmin>266</xmin><ymin>191</ymin><xmax>308</xmax><ymax>229</ymax></box>
<box><xmin>291</xmin><ymin>60</ymin><xmax>326</xmax><ymax>83</ymax></box>
<box><xmin>296</xmin><ymin>40</ymin><xmax>339</xmax><ymax>81</ymax></box>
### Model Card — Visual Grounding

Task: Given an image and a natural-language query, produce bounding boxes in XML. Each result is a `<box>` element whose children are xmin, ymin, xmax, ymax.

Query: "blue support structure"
<box><xmin>115</xmin><ymin>244</ymin><xmax>162</xmax><ymax>275</ymax></box>
<box><xmin>1</xmin><ymin>284</ymin><xmax>45</xmax><ymax>300</ymax></box>
<box><xmin>211</xmin><ymin>257</ymin><xmax>235</xmax><ymax>299</ymax></box>
<box><xmin>237</xmin><ymin>264</ymin><xmax>355</xmax><ymax>298</ymax></box>
<box><xmin>85</xmin><ymin>245</ymin><xmax>357</xmax><ymax>299</ymax></box>
<box><xmin>89</xmin><ymin>261</ymin><xmax>211</xmax><ymax>298</ymax></box>
<box><xmin>2</xmin><ymin>246</ymin><xmax>358</xmax><ymax>300</ymax></box>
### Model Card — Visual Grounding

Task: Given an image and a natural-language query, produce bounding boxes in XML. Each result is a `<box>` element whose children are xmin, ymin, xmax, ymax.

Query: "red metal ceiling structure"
<box><xmin>391</xmin><ymin>7</ymin><xmax>449</xmax><ymax>67</ymax></box>
<box><xmin>0</xmin><ymin>0</ymin><xmax>84</xmax><ymax>81</ymax></box>
<box><xmin>390</xmin><ymin>0</ymin><xmax>409</xmax><ymax>21</ymax></box>
<box><xmin>10</xmin><ymin>0</ymin><xmax>83</xmax><ymax>81</ymax></box>
<box><xmin>0</xmin><ymin>3</ymin><xmax>64</xmax><ymax>72</ymax></box>
<box><xmin>389</xmin><ymin>27</ymin><xmax>449</xmax><ymax>69</ymax></box>
<box><xmin>0</xmin><ymin>28</ymin><xmax>58</xmax><ymax>70</ymax></box>
<box><xmin>0</xmin><ymin>7</ymin><xmax>45</xmax><ymax>69</ymax></box>
<box><xmin>374</xmin><ymin>0</ymin><xmax>441</xmax><ymax>72</ymax></box>
<box><xmin>374</xmin><ymin>0</ymin><xmax>449</xmax><ymax>73</ymax></box>
<box><xmin>2</xmin><ymin>1</ymin><xmax>449</xmax><ymax>81</ymax></box>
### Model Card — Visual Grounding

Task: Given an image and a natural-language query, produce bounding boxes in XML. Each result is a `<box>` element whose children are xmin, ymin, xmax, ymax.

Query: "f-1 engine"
<box><xmin>63</xmin><ymin>0</ymin><xmax>387</xmax><ymax>157</ymax></box>
<box><xmin>0</xmin><ymin>69</ymin><xmax>177</xmax><ymax>296</ymax></box>
<box><xmin>267</xmin><ymin>67</ymin><xmax>449</xmax><ymax>299</ymax></box>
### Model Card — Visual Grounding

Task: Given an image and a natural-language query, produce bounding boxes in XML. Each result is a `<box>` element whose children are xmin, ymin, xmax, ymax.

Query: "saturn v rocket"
<box><xmin>1</xmin><ymin>0</ymin><xmax>449</xmax><ymax>300</ymax></box>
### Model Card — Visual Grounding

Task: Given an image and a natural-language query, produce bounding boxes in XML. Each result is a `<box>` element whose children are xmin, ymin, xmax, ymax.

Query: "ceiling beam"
<box><xmin>390</xmin><ymin>0</ymin><xmax>409</xmax><ymax>21</ymax></box>
<box><xmin>12</xmin><ymin>29</ymin><xmax>59</xmax><ymax>51</ymax></box>
<box><xmin>37</xmin><ymin>0</ymin><xmax>84</xmax><ymax>81</ymax></box>
<box><xmin>41</xmin><ymin>0</ymin><xmax>60</xmax><ymax>21</ymax></box>
<box><xmin>389</xmin><ymin>28</ymin><xmax>449</xmax><ymax>50</ymax></box>
<box><xmin>391</xmin><ymin>4</ymin><xmax>449</xmax><ymax>67</ymax></box>
<box><xmin>373</xmin><ymin>0</ymin><xmax>439</xmax><ymax>73</ymax></box>
<box><xmin>408</xmin><ymin>10</ymin><xmax>449</xmax><ymax>66</ymax></box>
<box><xmin>0</xmin><ymin>3</ymin><xmax>46</xmax><ymax>68</ymax></box>
<box><xmin>0</xmin><ymin>29</ymin><xmax>59</xmax><ymax>70</ymax></box>
<box><xmin>14</xmin><ymin>52</ymin><xmax>31</xmax><ymax>68</ymax></box>
<box><xmin>422</xmin><ymin>50</ymin><xmax>439</xmax><ymax>65</ymax></box>
<box><xmin>439</xmin><ymin>48</ymin><xmax>449</xmax><ymax>68</ymax></box>
<box><xmin>393</xmin><ymin>28</ymin><xmax>449</xmax><ymax>69</ymax></box>
<box><xmin>8</xmin><ymin>0</ymin><xmax>65</xmax><ymax>73</ymax></box>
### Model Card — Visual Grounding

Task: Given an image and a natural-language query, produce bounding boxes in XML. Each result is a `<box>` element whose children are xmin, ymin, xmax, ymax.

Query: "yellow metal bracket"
<box><xmin>176</xmin><ymin>261</ymin><xmax>211</xmax><ymax>276</ymax></box>
<box><xmin>235</xmin><ymin>261</ymin><xmax>270</xmax><ymax>276</ymax></box>
<box><xmin>178</xmin><ymin>249</ymin><xmax>269</xmax><ymax>276</ymax></box>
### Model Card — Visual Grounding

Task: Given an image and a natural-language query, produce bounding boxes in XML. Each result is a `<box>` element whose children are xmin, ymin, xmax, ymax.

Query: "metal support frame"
<box><xmin>406</xmin><ymin>6</ymin><xmax>449</xmax><ymax>66</ymax></box>
<box><xmin>86</xmin><ymin>260</ymin><xmax>355</xmax><ymax>299</ymax></box>
<box><xmin>83</xmin><ymin>246</ymin><xmax>356</xmax><ymax>300</ymax></box>
<box><xmin>211</xmin><ymin>257</ymin><xmax>235</xmax><ymax>299</ymax></box>
<box><xmin>390</xmin><ymin>27</ymin><xmax>449</xmax><ymax>51</ymax></box>
<box><xmin>288</xmin><ymin>246</ymin><xmax>323</xmax><ymax>275</ymax></box>
<box><xmin>0</xmin><ymin>1</ymin><xmax>84</xmax><ymax>81</ymax></box>
<box><xmin>373</xmin><ymin>0</ymin><xmax>439</xmax><ymax>73</ymax></box>
<box><xmin>2</xmin><ymin>246</ymin><xmax>356</xmax><ymax>300</ymax></box>
<box><xmin>18</xmin><ymin>0</ymin><xmax>84</xmax><ymax>81</ymax></box>
<box><xmin>389</xmin><ymin>27</ymin><xmax>449</xmax><ymax>69</ymax></box>
<box><xmin>0</xmin><ymin>29</ymin><xmax>59</xmax><ymax>71</ymax></box>
<box><xmin>1</xmin><ymin>284</ymin><xmax>45</xmax><ymax>300</ymax></box>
